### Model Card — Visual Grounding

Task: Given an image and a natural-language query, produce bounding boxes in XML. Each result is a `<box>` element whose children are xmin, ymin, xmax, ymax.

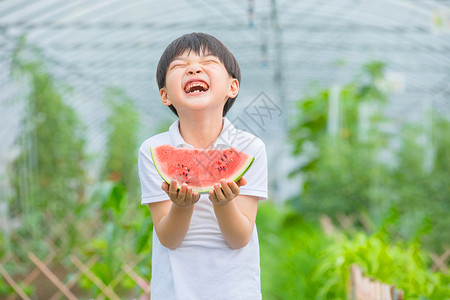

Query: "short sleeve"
<box><xmin>238</xmin><ymin>138</ymin><xmax>268</xmax><ymax>201</ymax></box>
<box><xmin>138</xmin><ymin>142</ymin><xmax>169</xmax><ymax>204</ymax></box>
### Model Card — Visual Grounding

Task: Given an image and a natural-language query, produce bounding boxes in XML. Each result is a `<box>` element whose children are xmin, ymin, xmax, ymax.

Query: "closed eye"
<box><xmin>171</xmin><ymin>64</ymin><xmax>186</xmax><ymax>69</ymax></box>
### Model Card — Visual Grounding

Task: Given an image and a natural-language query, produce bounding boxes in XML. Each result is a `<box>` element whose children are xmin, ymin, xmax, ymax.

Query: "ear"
<box><xmin>160</xmin><ymin>88</ymin><xmax>172</xmax><ymax>106</ymax></box>
<box><xmin>226</xmin><ymin>78</ymin><xmax>239</xmax><ymax>99</ymax></box>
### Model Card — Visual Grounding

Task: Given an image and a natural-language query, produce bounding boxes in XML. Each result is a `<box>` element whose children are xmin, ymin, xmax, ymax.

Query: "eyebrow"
<box><xmin>172</xmin><ymin>54</ymin><xmax>217</xmax><ymax>61</ymax></box>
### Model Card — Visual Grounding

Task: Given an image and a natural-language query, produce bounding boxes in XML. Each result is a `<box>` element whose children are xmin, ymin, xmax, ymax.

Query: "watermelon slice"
<box><xmin>150</xmin><ymin>144</ymin><xmax>254</xmax><ymax>193</ymax></box>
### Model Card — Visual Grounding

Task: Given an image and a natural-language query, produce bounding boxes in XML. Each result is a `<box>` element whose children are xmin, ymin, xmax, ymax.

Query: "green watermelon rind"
<box><xmin>150</xmin><ymin>146</ymin><xmax>172</xmax><ymax>190</ymax></box>
<box><xmin>150</xmin><ymin>146</ymin><xmax>255</xmax><ymax>194</ymax></box>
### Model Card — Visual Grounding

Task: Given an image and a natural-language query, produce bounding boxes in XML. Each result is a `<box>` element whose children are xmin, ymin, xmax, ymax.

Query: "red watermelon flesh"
<box><xmin>150</xmin><ymin>144</ymin><xmax>254</xmax><ymax>193</ymax></box>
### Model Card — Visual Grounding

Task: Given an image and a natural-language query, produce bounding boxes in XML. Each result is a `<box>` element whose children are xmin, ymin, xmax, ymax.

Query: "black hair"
<box><xmin>156</xmin><ymin>32</ymin><xmax>241</xmax><ymax>117</ymax></box>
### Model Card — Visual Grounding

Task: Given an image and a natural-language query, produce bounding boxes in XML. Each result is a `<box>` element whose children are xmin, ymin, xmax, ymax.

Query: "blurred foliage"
<box><xmin>257</xmin><ymin>202</ymin><xmax>449</xmax><ymax>300</ymax></box>
<box><xmin>101</xmin><ymin>87</ymin><xmax>140</xmax><ymax>198</ymax></box>
<box><xmin>1</xmin><ymin>39</ymin><xmax>153</xmax><ymax>297</ymax></box>
<box><xmin>390</xmin><ymin>115</ymin><xmax>450</xmax><ymax>252</ymax></box>
<box><xmin>9</xmin><ymin>36</ymin><xmax>87</xmax><ymax>219</ymax></box>
<box><xmin>289</xmin><ymin>61</ymin><xmax>388</xmax><ymax>174</ymax></box>
<box><xmin>288</xmin><ymin>60</ymin><xmax>449</xmax><ymax>253</ymax></box>
<box><xmin>77</xmin><ymin>181</ymin><xmax>152</xmax><ymax>294</ymax></box>
<box><xmin>3</xmin><ymin>37</ymin><xmax>88</xmax><ymax>271</ymax></box>
<box><xmin>258</xmin><ymin>203</ymin><xmax>332</xmax><ymax>299</ymax></box>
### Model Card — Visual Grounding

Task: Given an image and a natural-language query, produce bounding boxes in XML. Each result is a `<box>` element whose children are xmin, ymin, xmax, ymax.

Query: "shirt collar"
<box><xmin>169</xmin><ymin>117</ymin><xmax>235</xmax><ymax>149</ymax></box>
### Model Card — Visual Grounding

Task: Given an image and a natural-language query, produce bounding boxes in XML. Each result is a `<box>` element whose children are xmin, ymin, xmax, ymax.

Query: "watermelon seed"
<box><xmin>186</xmin><ymin>181</ymin><xmax>189</xmax><ymax>183</ymax></box>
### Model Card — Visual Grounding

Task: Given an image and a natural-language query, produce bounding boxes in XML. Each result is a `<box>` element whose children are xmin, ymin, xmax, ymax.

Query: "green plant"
<box><xmin>9</xmin><ymin>37</ymin><xmax>87</xmax><ymax>219</ymax></box>
<box><xmin>288</xmin><ymin>60</ymin><xmax>449</xmax><ymax>252</ymax></box>
<box><xmin>289</xmin><ymin>61</ymin><xmax>388</xmax><ymax>177</ymax></box>
<box><xmin>0</xmin><ymin>278</ymin><xmax>34</xmax><ymax>297</ymax></box>
<box><xmin>77</xmin><ymin>181</ymin><xmax>152</xmax><ymax>294</ymax></box>
<box><xmin>288</xmin><ymin>62</ymin><xmax>391</xmax><ymax>220</ymax></box>
<box><xmin>101</xmin><ymin>87</ymin><xmax>140</xmax><ymax>198</ymax></box>
<box><xmin>2</xmin><ymin>38</ymin><xmax>157</xmax><ymax>297</ymax></box>
<box><xmin>258</xmin><ymin>202</ymin><xmax>334</xmax><ymax>299</ymax></box>
<box><xmin>257</xmin><ymin>203</ymin><xmax>449</xmax><ymax>300</ymax></box>
<box><xmin>315</xmin><ymin>227</ymin><xmax>449</xmax><ymax>299</ymax></box>
<box><xmin>3</xmin><ymin>38</ymin><xmax>88</xmax><ymax>271</ymax></box>
<box><xmin>388</xmin><ymin>114</ymin><xmax>450</xmax><ymax>252</ymax></box>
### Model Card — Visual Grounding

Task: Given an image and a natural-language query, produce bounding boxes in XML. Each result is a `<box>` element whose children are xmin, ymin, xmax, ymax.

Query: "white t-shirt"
<box><xmin>138</xmin><ymin>117</ymin><xmax>268</xmax><ymax>300</ymax></box>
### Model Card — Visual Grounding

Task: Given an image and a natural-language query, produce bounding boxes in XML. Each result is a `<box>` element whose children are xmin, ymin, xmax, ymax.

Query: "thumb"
<box><xmin>162</xmin><ymin>181</ymin><xmax>169</xmax><ymax>194</ymax></box>
<box><xmin>237</xmin><ymin>177</ymin><xmax>247</xmax><ymax>187</ymax></box>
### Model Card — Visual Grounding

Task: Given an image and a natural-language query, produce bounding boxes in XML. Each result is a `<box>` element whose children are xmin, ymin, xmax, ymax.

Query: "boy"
<box><xmin>138</xmin><ymin>32</ymin><xmax>268</xmax><ymax>300</ymax></box>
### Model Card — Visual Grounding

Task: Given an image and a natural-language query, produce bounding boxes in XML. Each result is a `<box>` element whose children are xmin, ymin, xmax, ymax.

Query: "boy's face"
<box><xmin>160</xmin><ymin>49</ymin><xmax>239</xmax><ymax>115</ymax></box>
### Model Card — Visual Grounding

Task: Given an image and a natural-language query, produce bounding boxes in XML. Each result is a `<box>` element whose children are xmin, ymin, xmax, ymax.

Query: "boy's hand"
<box><xmin>162</xmin><ymin>180</ymin><xmax>200</xmax><ymax>208</ymax></box>
<box><xmin>208</xmin><ymin>178</ymin><xmax>247</xmax><ymax>205</ymax></box>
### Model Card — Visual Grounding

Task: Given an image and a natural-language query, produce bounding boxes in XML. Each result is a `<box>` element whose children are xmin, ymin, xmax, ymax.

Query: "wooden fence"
<box><xmin>319</xmin><ymin>213</ymin><xmax>449</xmax><ymax>273</ymax></box>
<box><xmin>0</xmin><ymin>212</ymin><xmax>151</xmax><ymax>299</ymax></box>
<box><xmin>2</xmin><ymin>211</ymin><xmax>448</xmax><ymax>298</ymax></box>
<box><xmin>1</xmin><ymin>252</ymin><xmax>150</xmax><ymax>299</ymax></box>
<box><xmin>349</xmin><ymin>264</ymin><xmax>403</xmax><ymax>300</ymax></box>
<box><xmin>320</xmin><ymin>213</ymin><xmax>449</xmax><ymax>300</ymax></box>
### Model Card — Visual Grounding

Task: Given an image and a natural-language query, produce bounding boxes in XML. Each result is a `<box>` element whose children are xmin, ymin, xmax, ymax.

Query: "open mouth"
<box><xmin>184</xmin><ymin>80</ymin><xmax>209</xmax><ymax>94</ymax></box>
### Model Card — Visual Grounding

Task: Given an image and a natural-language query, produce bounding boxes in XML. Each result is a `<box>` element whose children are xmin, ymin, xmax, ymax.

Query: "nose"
<box><xmin>186</xmin><ymin>63</ymin><xmax>202</xmax><ymax>75</ymax></box>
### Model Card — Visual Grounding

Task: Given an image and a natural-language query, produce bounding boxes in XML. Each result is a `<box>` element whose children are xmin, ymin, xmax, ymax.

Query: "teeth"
<box><xmin>185</xmin><ymin>81</ymin><xmax>209</xmax><ymax>93</ymax></box>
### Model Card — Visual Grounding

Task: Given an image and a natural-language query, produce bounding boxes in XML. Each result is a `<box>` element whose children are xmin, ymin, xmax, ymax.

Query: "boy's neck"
<box><xmin>178</xmin><ymin>111</ymin><xmax>224</xmax><ymax>149</ymax></box>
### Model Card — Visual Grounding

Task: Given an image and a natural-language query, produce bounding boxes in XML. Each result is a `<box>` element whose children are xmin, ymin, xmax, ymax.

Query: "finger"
<box><xmin>185</xmin><ymin>186</ymin><xmax>193</xmax><ymax>203</ymax></box>
<box><xmin>162</xmin><ymin>182</ymin><xmax>169</xmax><ymax>194</ymax></box>
<box><xmin>214</xmin><ymin>183</ymin><xmax>226</xmax><ymax>202</ymax></box>
<box><xmin>228</xmin><ymin>180</ymin><xmax>240</xmax><ymax>195</ymax></box>
<box><xmin>220</xmin><ymin>179</ymin><xmax>234</xmax><ymax>199</ymax></box>
<box><xmin>237</xmin><ymin>177</ymin><xmax>247</xmax><ymax>187</ymax></box>
<box><xmin>193</xmin><ymin>191</ymin><xmax>200</xmax><ymax>203</ymax></box>
<box><xmin>169</xmin><ymin>179</ymin><xmax>178</xmax><ymax>194</ymax></box>
<box><xmin>178</xmin><ymin>183</ymin><xmax>187</xmax><ymax>202</ymax></box>
<box><xmin>209</xmin><ymin>190</ymin><xmax>217</xmax><ymax>203</ymax></box>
